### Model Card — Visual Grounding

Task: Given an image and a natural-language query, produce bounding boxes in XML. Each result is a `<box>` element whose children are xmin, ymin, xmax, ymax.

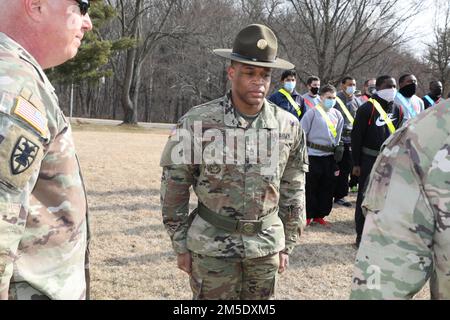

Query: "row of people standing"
<box><xmin>268</xmin><ymin>71</ymin><xmax>446</xmax><ymax>247</ymax></box>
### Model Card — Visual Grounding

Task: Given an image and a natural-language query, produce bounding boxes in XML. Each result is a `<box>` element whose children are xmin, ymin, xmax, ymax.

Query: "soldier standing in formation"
<box><xmin>351</xmin><ymin>75</ymin><xmax>403</xmax><ymax>248</ymax></box>
<box><xmin>160</xmin><ymin>24</ymin><xmax>308</xmax><ymax>300</ymax></box>
<box><xmin>301</xmin><ymin>85</ymin><xmax>344</xmax><ymax>226</ymax></box>
<box><xmin>394</xmin><ymin>74</ymin><xmax>424</xmax><ymax>127</ymax></box>
<box><xmin>359</xmin><ymin>78</ymin><xmax>376</xmax><ymax>105</ymax></box>
<box><xmin>334</xmin><ymin>77</ymin><xmax>361</xmax><ymax>208</ymax></box>
<box><xmin>423</xmin><ymin>80</ymin><xmax>444</xmax><ymax>109</ymax></box>
<box><xmin>268</xmin><ymin>69</ymin><xmax>306</xmax><ymax>121</ymax></box>
<box><xmin>0</xmin><ymin>0</ymin><xmax>93</xmax><ymax>299</ymax></box>
<box><xmin>302</xmin><ymin>76</ymin><xmax>321</xmax><ymax>110</ymax></box>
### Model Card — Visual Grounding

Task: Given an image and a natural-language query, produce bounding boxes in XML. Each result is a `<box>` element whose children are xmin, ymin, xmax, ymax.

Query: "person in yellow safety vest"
<box><xmin>300</xmin><ymin>85</ymin><xmax>344</xmax><ymax>227</ymax></box>
<box><xmin>351</xmin><ymin>75</ymin><xmax>404</xmax><ymax>248</ymax></box>
<box><xmin>333</xmin><ymin>76</ymin><xmax>362</xmax><ymax>208</ymax></box>
<box><xmin>268</xmin><ymin>69</ymin><xmax>306</xmax><ymax>121</ymax></box>
<box><xmin>302</xmin><ymin>76</ymin><xmax>321</xmax><ymax>109</ymax></box>
<box><xmin>358</xmin><ymin>78</ymin><xmax>376</xmax><ymax>105</ymax></box>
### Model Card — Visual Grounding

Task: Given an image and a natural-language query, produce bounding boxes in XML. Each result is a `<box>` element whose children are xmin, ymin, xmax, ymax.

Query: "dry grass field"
<box><xmin>72</xmin><ymin>124</ymin><xmax>429</xmax><ymax>300</ymax></box>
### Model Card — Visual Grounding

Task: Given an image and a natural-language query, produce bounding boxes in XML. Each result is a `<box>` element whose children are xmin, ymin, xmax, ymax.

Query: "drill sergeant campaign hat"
<box><xmin>213</xmin><ymin>24</ymin><xmax>295</xmax><ymax>70</ymax></box>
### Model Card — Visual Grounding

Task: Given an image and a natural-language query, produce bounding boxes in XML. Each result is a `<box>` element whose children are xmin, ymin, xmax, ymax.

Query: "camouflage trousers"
<box><xmin>8</xmin><ymin>282</ymin><xmax>50</xmax><ymax>300</ymax></box>
<box><xmin>190</xmin><ymin>252</ymin><xmax>279</xmax><ymax>300</ymax></box>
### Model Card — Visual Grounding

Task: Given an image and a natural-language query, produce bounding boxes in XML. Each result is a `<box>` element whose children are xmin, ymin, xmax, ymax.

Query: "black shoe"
<box><xmin>335</xmin><ymin>198</ymin><xmax>352</xmax><ymax>207</ymax></box>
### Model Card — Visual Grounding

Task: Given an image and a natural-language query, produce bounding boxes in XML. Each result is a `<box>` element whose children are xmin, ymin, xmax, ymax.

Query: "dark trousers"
<box><xmin>355</xmin><ymin>154</ymin><xmax>377</xmax><ymax>242</ymax></box>
<box><xmin>349</xmin><ymin>174</ymin><xmax>358</xmax><ymax>189</ymax></box>
<box><xmin>334</xmin><ymin>144</ymin><xmax>353</xmax><ymax>200</ymax></box>
<box><xmin>306</xmin><ymin>155</ymin><xmax>338</xmax><ymax>219</ymax></box>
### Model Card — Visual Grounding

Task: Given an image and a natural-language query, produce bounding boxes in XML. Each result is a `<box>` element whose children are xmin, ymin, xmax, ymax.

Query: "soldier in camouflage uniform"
<box><xmin>350</xmin><ymin>99</ymin><xmax>450</xmax><ymax>299</ymax></box>
<box><xmin>160</xmin><ymin>24</ymin><xmax>309</xmax><ymax>300</ymax></box>
<box><xmin>0</xmin><ymin>0</ymin><xmax>93</xmax><ymax>300</ymax></box>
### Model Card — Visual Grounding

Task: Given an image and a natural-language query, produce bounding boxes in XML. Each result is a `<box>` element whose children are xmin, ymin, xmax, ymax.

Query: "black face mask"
<box><xmin>399</xmin><ymin>83</ymin><xmax>417</xmax><ymax>98</ymax></box>
<box><xmin>431</xmin><ymin>88</ymin><xmax>443</xmax><ymax>97</ymax></box>
<box><xmin>310</xmin><ymin>87</ymin><xmax>319</xmax><ymax>95</ymax></box>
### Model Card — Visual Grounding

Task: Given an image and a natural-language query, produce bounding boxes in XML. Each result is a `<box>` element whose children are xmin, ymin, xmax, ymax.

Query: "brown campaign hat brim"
<box><xmin>213</xmin><ymin>49</ymin><xmax>295</xmax><ymax>70</ymax></box>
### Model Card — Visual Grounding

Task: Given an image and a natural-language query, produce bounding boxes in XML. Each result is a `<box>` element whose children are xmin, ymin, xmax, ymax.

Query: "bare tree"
<box><xmin>107</xmin><ymin>0</ymin><xmax>188</xmax><ymax>123</ymax></box>
<box><xmin>427</xmin><ymin>0</ymin><xmax>450</xmax><ymax>94</ymax></box>
<box><xmin>55</xmin><ymin>0</ymin><xmax>437</xmax><ymax>124</ymax></box>
<box><xmin>268</xmin><ymin>0</ymin><xmax>424</xmax><ymax>83</ymax></box>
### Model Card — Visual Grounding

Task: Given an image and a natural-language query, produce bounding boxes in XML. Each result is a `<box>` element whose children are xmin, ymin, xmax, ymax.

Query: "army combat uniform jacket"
<box><xmin>160</xmin><ymin>93</ymin><xmax>309</xmax><ymax>259</ymax></box>
<box><xmin>351</xmin><ymin>99</ymin><xmax>450</xmax><ymax>299</ymax></box>
<box><xmin>0</xmin><ymin>33</ymin><xmax>89</xmax><ymax>299</ymax></box>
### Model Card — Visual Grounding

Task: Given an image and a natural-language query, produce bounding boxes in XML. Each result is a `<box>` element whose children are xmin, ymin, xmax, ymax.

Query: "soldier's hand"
<box><xmin>352</xmin><ymin>166</ymin><xmax>361</xmax><ymax>177</ymax></box>
<box><xmin>177</xmin><ymin>252</ymin><xmax>192</xmax><ymax>275</ymax></box>
<box><xmin>278</xmin><ymin>252</ymin><xmax>289</xmax><ymax>274</ymax></box>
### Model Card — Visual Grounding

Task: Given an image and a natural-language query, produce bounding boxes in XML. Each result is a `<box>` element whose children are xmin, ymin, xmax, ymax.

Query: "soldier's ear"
<box><xmin>227</xmin><ymin>65</ymin><xmax>235</xmax><ymax>82</ymax></box>
<box><xmin>23</xmin><ymin>0</ymin><xmax>45</xmax><ymax>22</ymax></box>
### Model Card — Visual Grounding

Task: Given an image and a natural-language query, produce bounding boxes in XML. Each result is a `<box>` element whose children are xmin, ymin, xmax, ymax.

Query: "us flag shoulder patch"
<box><xmin>13</xmin><ymin>97</ymin><xmax>47</xmax><ymax>136</ymax></box>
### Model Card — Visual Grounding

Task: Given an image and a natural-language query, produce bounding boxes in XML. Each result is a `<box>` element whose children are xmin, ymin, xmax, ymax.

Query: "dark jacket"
<box><xmin>268</xmin><ymin>89</ymin><xmax>306</xmax><ymax>121</ymax></box>
<box><xmin>351</xmin><ymin>94</ymin><xmax>403</xmax><ymax>166</ymax></box>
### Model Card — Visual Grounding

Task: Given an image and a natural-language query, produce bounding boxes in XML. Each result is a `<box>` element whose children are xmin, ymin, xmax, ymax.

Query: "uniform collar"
<box><xmin>223</xmin><ymin>91</ymin><xmax>278</xmax><ymax>129</ymax></box>
<box><xmin>0</xmin><ymin>32</ymin><xmax>56</xmax><ymax>93</ymax></box>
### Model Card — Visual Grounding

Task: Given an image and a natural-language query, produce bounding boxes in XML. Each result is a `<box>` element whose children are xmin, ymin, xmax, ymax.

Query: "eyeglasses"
<box><xmin>75</xmin><ymin>0</ymin><xmax>90</xmax><ymax>16</ymax></box>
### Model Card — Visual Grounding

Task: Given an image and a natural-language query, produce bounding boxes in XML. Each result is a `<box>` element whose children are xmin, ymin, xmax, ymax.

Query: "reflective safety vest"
<box><xmin>423</xmin><ymin>95</ymin><xmax>439</xmax><ymax>107</ymax></box>
<box><xmin>368</xmin><ymin>98</ymin><xmax>396</xmax><ymax>134</ymax></box>
<box><xmin>396</xmin><ymin>92</ymin><xmax>419</xmax><ymax>118</ymax></box>
<box><xmin>304</xmin><ymin>96</ymin><xmax>317</xmax><ymax>109</ymax></box>
<box><xmin>316</xmin><ymin>105</ymin><xmax>337</xmax><ymax>138</ymax></box>
<box><xmin>336</xmin><ymin>97</ymin><xmax>355</xmax><ymax>125</ymax></box>
<box><xmin>279</xmin><ymin>89</ymin><xmax>302</xmax><ymax>117</ymax></box>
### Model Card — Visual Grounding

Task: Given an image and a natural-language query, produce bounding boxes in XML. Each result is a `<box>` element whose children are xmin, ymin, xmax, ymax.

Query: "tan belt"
<box><xmin>197</xmin><ymin>202</ymin><xmax>279</xmax><ymax>236</ymax></box>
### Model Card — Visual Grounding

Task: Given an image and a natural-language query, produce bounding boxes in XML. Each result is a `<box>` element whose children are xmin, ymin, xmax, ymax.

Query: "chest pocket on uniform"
<box><xmin>0</xmin><ymin>115</ymin><xmax>45</xmax><ymax>192</ymax></box>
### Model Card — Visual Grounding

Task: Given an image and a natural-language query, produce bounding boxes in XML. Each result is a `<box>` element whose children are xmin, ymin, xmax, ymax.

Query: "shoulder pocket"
<box><xmin>0</xmin><ymin>116</ymin><xmax>44</xmax><ymax>192</ymax></box>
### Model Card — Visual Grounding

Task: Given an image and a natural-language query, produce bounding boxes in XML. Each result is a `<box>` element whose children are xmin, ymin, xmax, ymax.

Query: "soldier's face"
<box><xmin>227</xmin><ymin>62</ymin><xmax>272</xmax><ymax>109</ymax></box>
<box><xmin>39</xmin><ymin>0</ymin><xmax>93</xmax><ymax>68</ymax></box>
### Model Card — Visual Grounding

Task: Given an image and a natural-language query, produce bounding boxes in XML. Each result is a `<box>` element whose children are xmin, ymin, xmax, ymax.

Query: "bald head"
<box><xmin>0</xmin><ymin>0</ymin><xmax>93</xmax><ymax>69</ymax></box>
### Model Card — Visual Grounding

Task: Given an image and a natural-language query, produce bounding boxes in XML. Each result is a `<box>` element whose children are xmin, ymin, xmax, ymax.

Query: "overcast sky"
<box><xmin>405</xmin><ymin>0</ymin><xmax>448</xmax><ymax>57</ymax></box>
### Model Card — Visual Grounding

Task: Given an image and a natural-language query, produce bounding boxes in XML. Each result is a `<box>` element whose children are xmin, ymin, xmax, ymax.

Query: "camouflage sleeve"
<box><xmin>0</xmin><ymin>111</ymin><xmax>45</xmax><ymax>297</ymax></box>
<box><xmin>160</xmin><ymin>121</ymin><xmax>197</xmax><ymax>255</ymax></box>
<box><xmin>350</xmin><ymin>129</ymin><xmax>434</xmax><ymax>299</ymax></box>
<box><xmin>278</xmin><ymin>125</ymin><xmax>309</xmax><ymax>255</ymax></box>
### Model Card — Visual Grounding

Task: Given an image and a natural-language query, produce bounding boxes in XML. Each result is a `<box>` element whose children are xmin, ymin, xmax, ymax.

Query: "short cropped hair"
<box><xmin>399</xmin><ymin>74</ymin><xmax>414</xmax><ymax>85</ymax></box>
<box><xmin>320</xmin><ymin>84</ymin><xmax>337</xmax><ymax>96</ymax></box>
<box><xmin>307</xmin><ymin>76</ymin><xmax>320</xmax><ymax>85</ymax></box>
<box><xmin>341</xmin><ymin>76</ymin><xmax>355</xmax><ymax>85</ymax></box>
<box><xmin>376</xmin><ymin>75</ymin><xmax>394</xmax><ymax>89</ymax></box>
<box><xmin>364</xmin><ymin>78</ymin><xmax>376</xmax><ymax>86</ymax></box>
<box><xmin>281</xmin><ymin>70</ymin><xmax>297</xmax><ymax>81</ymax></box>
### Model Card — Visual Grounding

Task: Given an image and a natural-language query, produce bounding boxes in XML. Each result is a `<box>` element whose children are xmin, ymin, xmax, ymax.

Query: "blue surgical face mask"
<box><xmin>346</xmin><ymin>86</ymin><xmax>356</xmax><ymax>95</ymax></box>
<box><xmin>284</xmin><ymin>81</ymin><xmax>296</xmax><ymax>92</ymax></box>
<box><xmin>323</xmin><ymin>98</ymin><xmax>336</xmax><ymax>110</ymax></box>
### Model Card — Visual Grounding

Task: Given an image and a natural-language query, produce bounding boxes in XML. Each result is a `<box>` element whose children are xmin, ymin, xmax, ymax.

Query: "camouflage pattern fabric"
<box><xmin>0</xmin><ymin>33</ymin><xmax>89</xmax><ymax>300</ymax></box>
<box><xmin>160</xmin><ymin>92</ymin><xmax>308</xmax><ymax>259</ymax></box>
<box><xmin>350</xmin><ymin>99</ymin><xmax>450</xmax><ymax>299</ymax></box>
<box><xmin>8</xmin><ymin>282</ymin><xmax>50</xmax><ymax>300</ymax></box>
<box><xmin>190</xmin><ymin>252</ymin><xmax>279</xmax><ymax>300</ymax></box>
